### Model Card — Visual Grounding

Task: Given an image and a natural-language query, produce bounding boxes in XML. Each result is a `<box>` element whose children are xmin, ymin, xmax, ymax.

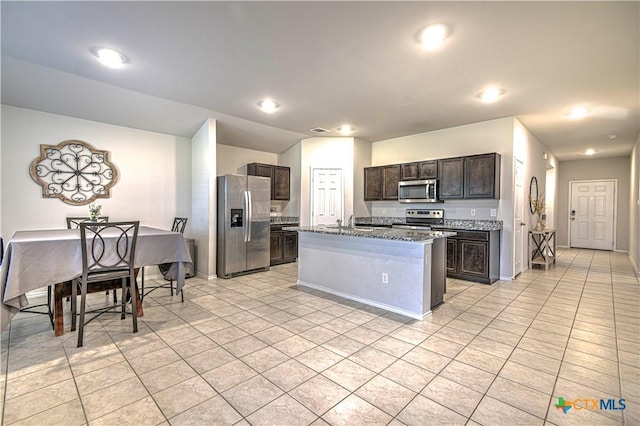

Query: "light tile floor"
<box><xmin>1</xmin><ymin>248</ymin><xmax>638</xmax><ymax>425</ymax></box>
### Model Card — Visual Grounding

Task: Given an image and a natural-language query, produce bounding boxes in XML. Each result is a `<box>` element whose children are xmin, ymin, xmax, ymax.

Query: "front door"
<box><xmin>570</xmin><ymin>180</ymin><xmax>616</xmax><ymax>250</ymax></box>
<box><xmin>311</xmin><ymin>168</ymin><xmax>343</xmax><ymax>226</ymax></box>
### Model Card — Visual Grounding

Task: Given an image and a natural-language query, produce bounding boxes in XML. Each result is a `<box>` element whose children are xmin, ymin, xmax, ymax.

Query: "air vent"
<box><xmin>309</xmin><ymin>127</ymin><xmax>331</xmax><ymax>134</ymax></box>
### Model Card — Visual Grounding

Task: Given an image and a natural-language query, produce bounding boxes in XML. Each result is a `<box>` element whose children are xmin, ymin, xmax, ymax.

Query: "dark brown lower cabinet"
<box><xmin>270</xmin><ymin>225</ymin><xmax>298</xmax><ymax>265</ymax></box>
<box><xmin>444</xmin><ymin>229</ymin><xmax>500</xmax><ymax>284</ymax></box>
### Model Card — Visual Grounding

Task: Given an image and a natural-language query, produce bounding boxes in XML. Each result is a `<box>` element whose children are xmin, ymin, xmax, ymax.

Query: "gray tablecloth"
<box><xmin>1</xmin><ymin>226</ymin><xmax>193</xmax><ymax>330</ymax></box>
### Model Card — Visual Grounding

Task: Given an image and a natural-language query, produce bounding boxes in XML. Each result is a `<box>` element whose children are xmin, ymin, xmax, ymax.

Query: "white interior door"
<box><xmin>514</xmin><ymin>158</ymin><xmax>525</xmax><ymax>276</ymax></box>
<box><xmin>570</xmin><ymin>180</ymin><xmax>616</xmax><ymax>250</ymax></box>
<box><xmin>311</xmin><ymin>168</ymin><xmax>343</xmax><ymax>226</ymax></box>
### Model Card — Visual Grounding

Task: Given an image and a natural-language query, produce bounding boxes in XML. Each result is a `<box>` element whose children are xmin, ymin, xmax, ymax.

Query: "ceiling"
<box><xmin>1</xmin><ymin>1</ymin><xmax>638</xmax><ymax>160</ymax></box>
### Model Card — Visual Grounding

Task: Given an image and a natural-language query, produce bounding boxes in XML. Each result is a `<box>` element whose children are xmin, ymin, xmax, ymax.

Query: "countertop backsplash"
<box><xmin>355</xmin><ymin>216</ymin><xmax>503</xmax><ymax>231</ymax></box>
<box><xmin>270</xmin><ymin>216</ymin><xmax>299</xmax><ymax>225</ymax></box>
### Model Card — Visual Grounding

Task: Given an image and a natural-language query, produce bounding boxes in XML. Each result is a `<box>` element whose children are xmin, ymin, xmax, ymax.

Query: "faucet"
<box><xmin>348</xmin><ymin>215</ymin><xmax>354</xmax><ymax>228</ymax></box>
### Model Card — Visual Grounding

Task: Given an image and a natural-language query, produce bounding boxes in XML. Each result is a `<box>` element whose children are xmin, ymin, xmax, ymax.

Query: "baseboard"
<box><xmin>297</xmin><ymin>279</ymin><xmax>432</xmax><ymax>321</ymax></box>
<box><xmin>629</xmin><ymin>256</ymin><xmax>640</xmax><ymax>277</ymax></box>
<box><xmin>196</xmin><ymin>272</ymin><xmax>217</xmax><ymax>280</ymax></box>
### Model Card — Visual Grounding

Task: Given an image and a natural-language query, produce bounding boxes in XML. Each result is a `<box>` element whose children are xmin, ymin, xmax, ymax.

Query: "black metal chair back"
<box><xmin>79</xmin><ymin>221</ymin><xmax>138</xmax><ymax>278</ymax></box>
<box><xmin>66</xmin><ymin>216</ymin><xmax>110</xmax><ymax>229</ymax></box>
<box><xmin>172</xmin><ymin>217</ymin><xmax>188</xmax><ymax>234</ymax></box>
<box><xmin>74</xmin><ymin>221</ymin><xmax>139</xmax><ymax>347</ymax></box>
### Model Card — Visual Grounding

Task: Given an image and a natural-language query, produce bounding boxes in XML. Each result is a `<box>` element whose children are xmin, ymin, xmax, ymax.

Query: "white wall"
<box><xmin>353</xmin><ymin>138</ymin><xmax>372</xmax><ymax>217</ymax></box>
<box><xmin>191</xmin><ymin>119</ymin><xmax>217</xmax><ymax>278</ymax></box>
<box><xmin>279</xmin><ymin>142</ymin><xmax>302</xmax><ymax>217</ymax></box>
<box><xmin>216</xmin><ymin>144</ymin><xmax>278</xmax><ymax>176</ymax></box>
<box><xmin>630</xmin><ymin>137</ymin><xmax>640</xmax><ymax>274</ymax></box>
<box><xmin>300</xmin><ymin>137</ymin><xmax>355</xmax><ymax>226</ymax></box>
<box><xmin>1</xmin><ymin>105</ymin><xmax>191</xmax><ymax>242</ymax></box>
<box><xmin>556</xmin><ymin>157</ymin><xmax>631</xmax><ymax>251</ymax></box>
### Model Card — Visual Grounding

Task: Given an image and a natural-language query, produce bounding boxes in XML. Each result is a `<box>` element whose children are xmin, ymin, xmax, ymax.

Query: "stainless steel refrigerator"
<box><xmin>217</xmin><ymin>174</ymin><xmax>271</xmax><ymax>278</ymax></box>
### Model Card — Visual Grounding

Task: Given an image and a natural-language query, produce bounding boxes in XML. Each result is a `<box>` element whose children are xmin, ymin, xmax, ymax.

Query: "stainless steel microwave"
<box><xmin>398</xmin><ymin>179</ymin><xmax>440</xmax><ymax>203</ymax></box>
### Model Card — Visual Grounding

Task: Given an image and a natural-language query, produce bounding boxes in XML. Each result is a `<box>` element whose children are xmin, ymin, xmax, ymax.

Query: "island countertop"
<box><xmin>284</xmin><ymin>225</ymin><xmax>456</xmax><ymax>242</ymax></box>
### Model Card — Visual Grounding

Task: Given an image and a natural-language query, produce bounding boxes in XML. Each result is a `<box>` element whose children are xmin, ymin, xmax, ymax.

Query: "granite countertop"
<box><xmin>355</xmin><ymin>216</ymin><xmax>503</xmax><ymax>231</ymax></box>
<box><xmin>271</xmin><ymin>216</ymin><xmax>299</xmax><ymax>225</ymax></box>
<box><xmin>284</xmin><ymin>225</ymin><xmax>456</xmax><ymax>242</ymax></box>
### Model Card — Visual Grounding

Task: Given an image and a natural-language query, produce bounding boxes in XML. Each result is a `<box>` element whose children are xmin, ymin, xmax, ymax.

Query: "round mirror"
<box><xmin>529</xmin><ymin>176</ymin><xmax>538</xmax><ymax>214</ymax></box>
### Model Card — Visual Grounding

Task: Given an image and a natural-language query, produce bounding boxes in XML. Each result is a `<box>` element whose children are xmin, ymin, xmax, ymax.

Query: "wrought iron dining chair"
<box><xmin>141</xmin><ymin>217</ymin><xmax>187</xmax><ymax>303</ymax></box>
<box><xmin>66</xmin><ymin>216</ymin><xmax>109</xmax><ymax>229</ymax></box>
<box><xmin>66</xmin><ymin>216</ymin><xmax>117</xmax><ymax>302</ymax></box>
<box><xmin>71</xmin><ymin>221</ymin><xmax>140</xmax><ymax>347</ymax></box>
<box><xmin>8</xmin><ymin>235</ymin><xmax>55</xmax><ymax>328</ymax></box>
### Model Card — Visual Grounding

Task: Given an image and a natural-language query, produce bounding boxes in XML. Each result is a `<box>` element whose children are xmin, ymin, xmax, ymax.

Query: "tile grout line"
<box><xmin>459</xmin><ymin>252</ymin><xmax>580</xmax><ymax>425</ymax></box>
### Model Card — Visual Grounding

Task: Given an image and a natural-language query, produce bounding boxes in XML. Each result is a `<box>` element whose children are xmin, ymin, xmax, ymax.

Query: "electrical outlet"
<box><xmin>381</xmin><ymin>272</ymin><xmax>388</xmax><ymax>284</ymax></box>
<box><xmin>490</xmin><ymin>209</ymin><xmax>497</xmax><ymax>217</ymax></box>
<box><xmin>382</xmin><ymin>209</ymin><xmax>387</xmax><ymax>215</ymax></box>
<box><xmin>470</xmin><ymin>209</ymin><xmax>476</xmax><ymax>216</ymax></box>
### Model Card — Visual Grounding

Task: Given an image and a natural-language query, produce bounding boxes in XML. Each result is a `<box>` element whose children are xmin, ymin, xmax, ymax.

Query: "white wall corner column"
<box><xmin>191</xmin><ymin>118</ymin><xmax>217</xmax><ymax>279</ymax></box>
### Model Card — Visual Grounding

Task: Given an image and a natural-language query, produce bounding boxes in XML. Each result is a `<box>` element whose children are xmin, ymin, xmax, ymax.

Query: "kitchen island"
<box><xmin>284</xmin><ymin>226</ymin><xmax>455</xmax><ymax>320</ymax></box>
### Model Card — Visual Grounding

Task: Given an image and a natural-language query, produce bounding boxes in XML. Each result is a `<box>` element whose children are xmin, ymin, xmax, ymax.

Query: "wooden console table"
<box><xmin>529</xmin><ymin>228</ymin><xmax>556</xmax><ymax>271</ymax></box>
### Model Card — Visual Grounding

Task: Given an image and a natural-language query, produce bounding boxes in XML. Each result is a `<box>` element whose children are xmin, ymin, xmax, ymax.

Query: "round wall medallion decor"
<box><xmin>29</xmin><ymin>140</ymin><xmax>119</xmax><ymax>206</ymax></box>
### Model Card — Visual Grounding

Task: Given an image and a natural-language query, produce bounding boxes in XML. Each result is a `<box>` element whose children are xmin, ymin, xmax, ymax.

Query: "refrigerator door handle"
<box><xmin>243</xmin><ymin>190</ymin><xmax>250</xmax><ymax>242</ymax></box>
<box><xmin>247</xmin><ymin>190</ymin><xmax>253</xmax><ymax>241</ymax></box>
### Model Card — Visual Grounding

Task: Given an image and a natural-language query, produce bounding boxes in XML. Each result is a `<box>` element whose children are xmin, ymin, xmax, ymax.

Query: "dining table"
<box><xmin>1</xmin><ymin>226</ymin><xmax>193</xmax><ymax>335</ymax></box>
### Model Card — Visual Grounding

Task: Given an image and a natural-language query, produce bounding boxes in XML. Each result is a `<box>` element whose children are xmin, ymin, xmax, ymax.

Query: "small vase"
<box><xmin>535</xmin><ymin>221</ymin><xmax>542</xmax><ymax>231</ymax></box>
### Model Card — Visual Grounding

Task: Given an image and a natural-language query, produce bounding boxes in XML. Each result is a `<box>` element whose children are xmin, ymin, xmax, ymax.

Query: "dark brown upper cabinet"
<box><xmin>364</xmin><ymin>165</ymin><xmax>400</xmax><ymax>200</ymax></box>
<box><xmin>273</xmin><ymin>166</ymin><xmax>290</xmax><ymax>200</ymax></box>
<box><xmin>418</xmin><ymin>160</ymin><xmax>438</xmax><ymax>180</ymax></box>
<box><xmin>464</xmin><ymin>153</ymin><xmax>500</xmax><ymax>199</ymax></box>
<box><xmin>364</xmin><ymin>167</ymin><xmax>383</xmax><ymax>200</ymax></box>
<box><xmin>247</xmin><ymin>163</ymin><xmax>290</xmax><ymax>200</ymax></box>
<box><xmin>438</xmin><ymin>157</ymin><xmax>464</xmax><ymax>199</ymax></box>
<box><xmin>364</xmin><ymin>152</ymin><xmax>500</xmax><ymax>202</ymax></box>
<box><xmin>382</xmin><ymin>165</ymin><xmax>401</xmax><ymax>200</ymax></box>
<box><xmin>400</xmin><ymin>163</ymin><xmax>418</xmax><ymax>181</ymax></box>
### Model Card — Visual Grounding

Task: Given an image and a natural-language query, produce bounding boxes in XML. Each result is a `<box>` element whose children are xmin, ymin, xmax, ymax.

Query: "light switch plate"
<box><xmin>490</xmin><ymin>209</ymin><xmax>497</xmax><ymax>217</ymax></box>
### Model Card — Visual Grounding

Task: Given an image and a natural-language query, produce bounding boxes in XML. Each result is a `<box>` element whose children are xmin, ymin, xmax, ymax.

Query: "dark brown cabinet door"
<box><xmin>446</xmin><ymin>238</ymin><xmax>457</xmax><ymax>272</ymax></box>
<box><xmin>459</xmin><ymin>240</ymin><xmax>489</xmax><ymax>277</ymax></box>
<box><xmin>464</xmin><ymin>153</ymin><xmax>500</xmax><ymax>199</ymax></box>
<box><xmin>283</xmin><ymin>232</ymin><xmax>298</xmax><ymax>259</ymax></box>
<box><xmin>382</xmin><ymin>165</ymin><xmax>400</xmax><ymax>200</ymax></box>
<box><xmin>270</xmin><ymin>232</ymin><xmax>283</xmax><ymax>262</ymax></box>
<box><xmin>248</xmin><ymin>163</ymin><xmax>290</xmax><ymax>200</ymax></box>
<box><xmin>438</xmin><ymin>157</ymin><xmax>464</xmax><ymax>199</ymax></box>
<box><xmin>273</xmin><ymin>166</ymin><xmax>290</xmax><ymax>200</ymax></box>
<box><xmin>247</xmin><ymin>163</ymin><xmax>273</xmax><ymax>179</ymax></box>
<box><xmin>400</xmin><ymin>163</ymin><xmax>418</xmax><ymax>181</ymax></box>
<box><xmin>364</xmin><ymin>167</ymin><xmax>383</xmax><ymax>200</ymax></box>
<box><xmin>418</xmin><ymin>160</ymin><xmax>438</xmax><ymax>180</ymax></box>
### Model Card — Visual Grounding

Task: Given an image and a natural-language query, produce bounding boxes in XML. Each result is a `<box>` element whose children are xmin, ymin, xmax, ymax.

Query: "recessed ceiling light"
<box><xmin>569</xmin><ymin>106</ymin><xmax>590</xmax><ymax>120</ymax></box>
<box><xmin>418</xmin><ymin>24</ymin><xmax>449</xmax><ymax>50</ymax></box>
<box><xmin>477</xmin><ymin>87</ymin><xmax>505</xmax><ymax>103</ymax></box>
<box><xmin>93</xmin><ymin>47</ymin><xmax>127</xmax><ymax>68</ymax></box>
<box><xmin>338</xmin><ymin>124</ymin><xmax>354</xmax><ymax>135</ymax></box>
<box><xmin>585</xmin><ymin>148</ymin><xmax>596</xmax><ymax>156</ymax></box>
<box><xmin>257</xmin><ymin>99</ymin><xmax>279</xmax><ymax>113</ymax></box>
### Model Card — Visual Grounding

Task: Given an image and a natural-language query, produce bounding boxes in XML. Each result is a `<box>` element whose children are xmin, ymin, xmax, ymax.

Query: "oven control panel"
<box><xmin>405</xmin><ymin>209</ymin><xmax>444</xmax><ymax>219</ymax></box>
